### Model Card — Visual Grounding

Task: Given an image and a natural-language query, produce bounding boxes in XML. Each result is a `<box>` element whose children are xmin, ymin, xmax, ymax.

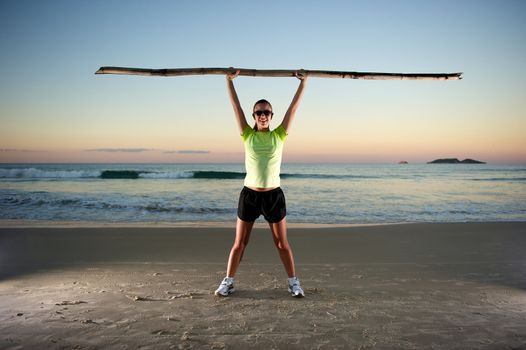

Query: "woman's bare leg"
<box><xmin>226</xmin><ymin>218</ymin><xmax>255</xmax><ymax>277</ymax></box>
<box><xmin>268</xmin><ymin>217</ymin><xmax>296</xmax><ymax>278</ymax></box>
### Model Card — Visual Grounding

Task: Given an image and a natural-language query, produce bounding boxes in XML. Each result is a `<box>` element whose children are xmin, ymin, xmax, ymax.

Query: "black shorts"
<box><xmin>237</xmin><ymin>186</ymin><xmax>286</xmax><ymax>223</ymax></box>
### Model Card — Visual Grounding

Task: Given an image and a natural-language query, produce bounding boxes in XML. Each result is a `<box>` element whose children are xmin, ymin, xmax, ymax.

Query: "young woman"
<box><xmin>214</xmin><ymin>69</ymin><xmax>308</xmax><ymax>298</ymax></box>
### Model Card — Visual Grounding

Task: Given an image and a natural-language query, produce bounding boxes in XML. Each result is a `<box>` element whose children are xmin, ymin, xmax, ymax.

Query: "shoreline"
<box><xmin>1</xmin><ymin>219</ymin><xmax>524</xmax><ymax>229</ymax></box>
<box><xmin>0</xmin><ymin>219</ymin><xmax>415</xmax><ymax>229</ymax></box>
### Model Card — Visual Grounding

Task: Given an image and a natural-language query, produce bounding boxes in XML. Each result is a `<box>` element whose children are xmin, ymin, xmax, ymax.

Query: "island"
<box><xmin>427</xmin><ymin>158</ymin><xmax>486</xmax><ymax>164</ymax></box>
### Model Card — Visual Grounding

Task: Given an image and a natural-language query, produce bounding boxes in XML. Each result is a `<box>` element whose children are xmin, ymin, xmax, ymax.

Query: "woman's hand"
<box><xmin>226</xmin><ymin>68</ymin><xmax>240</xmax><ymax>81</ymax></box>
<box><xmin>295</xmin><ymin>70</ymin><xmax>308</xmax><ymax>82</ymax></box>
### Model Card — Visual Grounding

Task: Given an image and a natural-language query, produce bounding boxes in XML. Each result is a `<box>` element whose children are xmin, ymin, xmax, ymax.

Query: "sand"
<box><xmin>0</xmin><ymin>222</ymin><xmax>525</xmax><ymax>349</ymax></box>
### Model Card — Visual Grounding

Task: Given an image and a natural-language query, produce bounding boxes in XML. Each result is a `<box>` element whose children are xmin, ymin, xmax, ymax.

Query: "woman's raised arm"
<box><xmin>280</xmin><ymin>71</ymin><xmax>308</xmax><ymax>133</ymax></box>
<box><xmin>226</xmin><ymin>70</ymin><xmax>248</xmax><ymax>135</ymax></box>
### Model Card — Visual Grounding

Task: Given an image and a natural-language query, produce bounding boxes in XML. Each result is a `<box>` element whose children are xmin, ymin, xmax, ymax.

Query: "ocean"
<box><xmin>1</xmin><ymin>163</ymin><xmax>525</xmax><ymax>225</ymax></box>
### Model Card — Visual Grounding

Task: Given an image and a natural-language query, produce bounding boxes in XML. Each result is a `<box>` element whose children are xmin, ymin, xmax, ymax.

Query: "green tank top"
<box><xmin>241</xmin><ymin>125</ymin><xmax>287</xmax><ymax>188</ymax></box>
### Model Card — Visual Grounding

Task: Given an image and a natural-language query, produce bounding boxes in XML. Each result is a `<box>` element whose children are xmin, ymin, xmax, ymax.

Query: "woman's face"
<box><xmin>253</xmin><ymin>102</ymin><xmax>273</xmax><ymax>130</ymax></box>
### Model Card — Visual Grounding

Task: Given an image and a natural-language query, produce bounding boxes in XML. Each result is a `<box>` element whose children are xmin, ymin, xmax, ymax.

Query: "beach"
<box><xmin>1</xmin><ymin>222</ymin><xmax>525</xmax><ymax>349</ymax></box>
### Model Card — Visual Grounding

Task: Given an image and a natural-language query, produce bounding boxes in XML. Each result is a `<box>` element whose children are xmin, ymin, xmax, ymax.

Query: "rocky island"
<box><xmin>427</xmin><ymin>158</ymin><xmax>486</xmax><ymax>164</ymax></box>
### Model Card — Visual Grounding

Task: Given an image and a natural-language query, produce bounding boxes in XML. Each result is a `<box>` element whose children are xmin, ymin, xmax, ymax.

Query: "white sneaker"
<box><xmin>214</xmin><ymin>277</ymin><xmax>235</xmax><ymax>297</ymax></box>
<box><xmin>287</xmin><ymin>277</ymin><xmax>305</xmax><ymax>298</ymax></box>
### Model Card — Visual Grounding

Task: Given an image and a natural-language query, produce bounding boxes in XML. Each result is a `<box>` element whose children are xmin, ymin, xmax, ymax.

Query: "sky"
<box><xmin>0</xmin><ymin>0</ymin><xmax>525</xmax><ymax>164</ymax></box>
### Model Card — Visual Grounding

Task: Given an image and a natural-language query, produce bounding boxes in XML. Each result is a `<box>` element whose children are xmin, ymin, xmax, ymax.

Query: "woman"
<box><xmin>214</xmin><ymin>69</ymin><xmax>308</xmax><ymax>298</ymax></box>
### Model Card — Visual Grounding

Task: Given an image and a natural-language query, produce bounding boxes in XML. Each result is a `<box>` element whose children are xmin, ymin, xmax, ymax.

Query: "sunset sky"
<box><xmin>1</xmin><ymin>0</ymin><xmax>525</xmax><ymax>164</ymax></box>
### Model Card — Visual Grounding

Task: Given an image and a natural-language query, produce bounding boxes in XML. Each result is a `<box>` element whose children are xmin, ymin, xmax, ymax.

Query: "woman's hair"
<box><xmin>252</xmin><ymin>99</ymin><xmax>273</xmax><ymax>131</ymax></box>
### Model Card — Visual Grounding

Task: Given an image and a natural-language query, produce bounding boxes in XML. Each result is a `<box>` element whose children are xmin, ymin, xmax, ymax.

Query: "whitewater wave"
<box><xmin>1</xmin><ymin>191</ymin><xmax>232</xmax><ymax>215</ymax></box>
<box><xmin>0</xmin><ymin>168</ymin><xmax>195</xmax><ymax>179</ymax></box>
<box><xmin>470</xmin><ymin>177</ymin><xmax>526</xmax><ymax>182</ymax></box>
<box><xmin>0</xmin><ymin>167</ymin><xmax>100</xmax><ymax>179</ymax></box>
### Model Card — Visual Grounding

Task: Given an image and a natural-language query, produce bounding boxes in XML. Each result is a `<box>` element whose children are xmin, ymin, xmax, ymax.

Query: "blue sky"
<box><xmin>1</xmin><ymin>0</ymin><xmax>525</xmax><ymax>163</ymax></box>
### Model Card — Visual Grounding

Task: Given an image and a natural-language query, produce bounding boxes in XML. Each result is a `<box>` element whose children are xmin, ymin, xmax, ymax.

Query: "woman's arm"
<box><xmin>226</xmin><ymin>70</ymin><xmax>248</xmax><ymax>135</ymax></box>
<box><xmin>280</xmin><ymin>71</ymin><xmax>308</xmax><ymax>133</ymax></box>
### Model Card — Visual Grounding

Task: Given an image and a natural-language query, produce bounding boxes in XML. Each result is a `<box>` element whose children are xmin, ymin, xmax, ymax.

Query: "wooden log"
<box><xmin>95</xmin><ymin>67</ymin><xmax>462</xmax><ymax>80</ymax></box>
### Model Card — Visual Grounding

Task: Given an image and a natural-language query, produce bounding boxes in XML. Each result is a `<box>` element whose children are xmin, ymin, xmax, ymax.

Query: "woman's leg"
<box><xmin>268</xmin><ymin>217</ymin><xmax>296</xmax><ymax>278</ymax></box>
<box><xmin>226</xmin><ymin>218</ymin><xmax>255</xmax><ymax>277</ymax></box>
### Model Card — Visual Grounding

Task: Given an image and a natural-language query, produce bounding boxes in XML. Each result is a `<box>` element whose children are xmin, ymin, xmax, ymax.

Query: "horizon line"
<box><xmin>1</xmin><ymin>161</ymin><xmax>525</xmax><ymax>166</ymax></box>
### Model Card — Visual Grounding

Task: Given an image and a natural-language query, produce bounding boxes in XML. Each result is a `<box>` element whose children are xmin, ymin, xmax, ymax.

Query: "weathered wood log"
<box><xmin>95</xmin><ymin>67</ymin><xmax>462</xmax><ymax>80</ymax></box>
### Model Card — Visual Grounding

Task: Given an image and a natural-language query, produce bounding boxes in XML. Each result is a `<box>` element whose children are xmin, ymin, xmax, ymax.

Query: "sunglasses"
<box><xmin>253</xmin><ymin>110</ymin><xmax>273</xmax><ymax>117</ymax></box>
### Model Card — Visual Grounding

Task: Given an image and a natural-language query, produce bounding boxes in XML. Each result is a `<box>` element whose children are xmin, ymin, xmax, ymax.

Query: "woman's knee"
<box><xmin>231</xmin><ymin>241</ymin><xmax>247</xmax><ymax>253</ymax></box>
<box><xmin>274</xmin><ymin>240</ymin><xmax>290</xmax><ymax>252</ymax></box>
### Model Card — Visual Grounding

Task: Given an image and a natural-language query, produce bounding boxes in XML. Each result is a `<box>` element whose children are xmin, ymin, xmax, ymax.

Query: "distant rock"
<box><xmin>398</xmin><ymin>161</ymin><xmax>408</xmax><ymax>164</ymax></box>
<box><xmin>428</xmin><ymin>158</ymin><xmax>461</xmax><ymax>164</ymax></box>
<box><xmin>460</xmin><ymin>158</ymin><xmax>486</xmax><ymax>164</ymax></box>
<box><xmin>427</xmin><ymin>158</ymin><xmax>486</xmax><ymax>164</ymax></box>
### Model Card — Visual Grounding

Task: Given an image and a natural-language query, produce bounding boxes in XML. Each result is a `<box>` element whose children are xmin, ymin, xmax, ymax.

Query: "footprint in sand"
<box><xmin>55</xmin><ymin>300</ymin><xmax>87</xmax><ymax>306</ymax></box>
<box><xmin>80</xmin><ymin>319</ymin><xmax>98</xmax><ymax>325</ymax></box>
<box><xmin>151</xmin><ymin>329</ymin><xmax>177</xmax><ymax>336</ymax></box>
<box><xmin>166</xmin><ymin>291</ymin><xmax>204</xmax><ymax>299</ymax></box>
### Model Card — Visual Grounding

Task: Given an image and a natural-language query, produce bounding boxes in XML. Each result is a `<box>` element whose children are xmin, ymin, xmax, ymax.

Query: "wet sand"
<box><xmin>1</xmin><ymin>222</ymin><xmax>525</xmax><ymax>349</ymax></box>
